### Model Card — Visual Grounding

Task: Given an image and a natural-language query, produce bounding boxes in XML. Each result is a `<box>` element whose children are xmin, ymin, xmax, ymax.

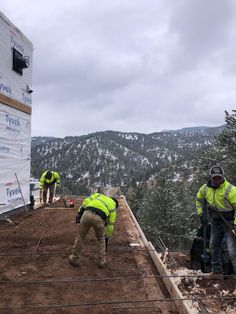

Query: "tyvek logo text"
<box><xmin>0</xmin><ymin>83</ymin><xmax>12</xmax><ymax>95</ymax></box>
<box><xmin>5</xmin><ymin>114</ymin><xmax>21</xmax><ymax>133</ymax></box>
<box><xmin>6</xmin><ymin>185</ymin><xmax>21</xmax><ymax>203</ymax></box>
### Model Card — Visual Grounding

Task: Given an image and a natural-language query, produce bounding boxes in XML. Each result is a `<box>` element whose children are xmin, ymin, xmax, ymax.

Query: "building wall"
<box><xmin>0</xmin><ymin>12</ymin><xmax>33</xmax><ymax>108</ymax></box>
<box><xmin>0</xmin><ymin>12</ymin><xmax>33</xmax><ymax>215</ymax></box>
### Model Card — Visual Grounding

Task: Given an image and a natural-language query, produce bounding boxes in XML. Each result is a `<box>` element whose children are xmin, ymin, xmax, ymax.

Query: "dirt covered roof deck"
<box><xmin>0</xmin><ymin>196</ymin><xmax>178</xmax><ymax>314</ymax></box>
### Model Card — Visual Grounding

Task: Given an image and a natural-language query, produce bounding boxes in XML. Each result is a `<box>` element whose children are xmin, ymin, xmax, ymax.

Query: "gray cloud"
<box><xmin>0</xmin><ymin>0</ymin><xmax>235</xmax><ymax>137</ymax></box>
<box><xmin>170</xmin><ymin>0</ymin><xmax>234</xmax><ymax>55</ymax></box>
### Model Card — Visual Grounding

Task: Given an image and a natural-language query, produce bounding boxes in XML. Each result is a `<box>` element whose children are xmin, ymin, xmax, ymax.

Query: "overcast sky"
<box><xmin>1</xmin><ymin>0</ymin><xmax>235</xmax><ymax>137</ymax></box>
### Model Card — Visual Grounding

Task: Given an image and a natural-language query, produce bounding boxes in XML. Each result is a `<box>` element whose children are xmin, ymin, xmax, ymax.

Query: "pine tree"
<box><xmin>217</xmin><ymin>110</ymin><xmax>236</xmax><ymax>183</ymax></box>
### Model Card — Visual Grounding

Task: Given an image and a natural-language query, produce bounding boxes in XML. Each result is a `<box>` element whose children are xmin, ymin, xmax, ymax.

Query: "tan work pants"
<box><xmin>43</xmin><ymin>183</ymin><xmax>55</xmax><ymax>204</ymax></box>
<box><xmin>72</xmin><ymin>210</ymin><xmax>106</xmax><ymax>263</ymax></box>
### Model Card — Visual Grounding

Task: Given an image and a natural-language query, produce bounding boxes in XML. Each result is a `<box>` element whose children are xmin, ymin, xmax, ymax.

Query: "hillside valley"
<box><xmin>31</xmin><ymin>126</ymin><xmax>224</xmax><ymax>195</ymax></box>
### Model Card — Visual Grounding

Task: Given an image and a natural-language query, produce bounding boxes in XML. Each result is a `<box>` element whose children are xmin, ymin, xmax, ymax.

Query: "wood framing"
<box><xmin>0</xmin><ymin>93</ymin><xmax>31</xmax><ymax>114</ymax></box>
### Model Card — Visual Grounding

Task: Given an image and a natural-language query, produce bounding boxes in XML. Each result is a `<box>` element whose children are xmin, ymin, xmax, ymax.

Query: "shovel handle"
<box><xmin>105</xmin><ymin>238</ymin><xmax>109</xmax><ymax>252</ymax></box>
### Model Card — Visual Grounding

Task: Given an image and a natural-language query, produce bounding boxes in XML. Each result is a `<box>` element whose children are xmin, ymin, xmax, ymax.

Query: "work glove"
<box><xmin>200</xmin><ymin>215</ymin><xmax>208</xmax><ymax>225</ymax></box>
<box><xmin>76</xmin><ymin>213</ymin><xmax>81</xmax><ymax>224</ymax></box>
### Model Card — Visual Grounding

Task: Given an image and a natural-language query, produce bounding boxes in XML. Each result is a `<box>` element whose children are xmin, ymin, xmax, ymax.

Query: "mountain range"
<box><xmin>31</xmin><ymin>125</ymin><xmax>224</xmax><ymax>194</ymax></box>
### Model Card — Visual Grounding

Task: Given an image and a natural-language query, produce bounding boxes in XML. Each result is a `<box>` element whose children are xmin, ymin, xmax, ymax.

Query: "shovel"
<box><xmin>212</xmin><ymin>206</ymin><xmax>236</xmax><ymax>237</ymax></box>
<box><xmin>105</xmin><ymin>237</ymin><xmax>109</xmax><ymax>252</ymax></box>
<box><xmin>201</xmin><ymin>199</ymin><xmax>209</xmax><ymax>269</ymax></box>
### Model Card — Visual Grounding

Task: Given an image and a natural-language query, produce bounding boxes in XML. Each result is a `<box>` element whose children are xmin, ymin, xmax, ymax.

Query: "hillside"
<box><xmin>31</xmin><ymin>126</ymin><xmax>224</xmax><ymax>194</ymax></box>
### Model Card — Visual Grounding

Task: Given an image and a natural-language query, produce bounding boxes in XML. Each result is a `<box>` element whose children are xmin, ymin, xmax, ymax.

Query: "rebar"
<box><xmin>0</xmin><ymin>295</ymin><xmax>235</xmax><ymax>310</ymax></box>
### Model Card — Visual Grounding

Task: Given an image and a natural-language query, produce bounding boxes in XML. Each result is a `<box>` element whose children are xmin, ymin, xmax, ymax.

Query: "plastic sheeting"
<box><xmin>0</xmin><ymin>103</ymin><xmax>31</xmax><ymax>215</ymax></box>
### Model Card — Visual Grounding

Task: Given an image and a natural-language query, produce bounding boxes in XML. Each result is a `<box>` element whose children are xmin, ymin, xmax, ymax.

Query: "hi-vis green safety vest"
<box><xmin>196</xmin><ymin>179</ymin><xmax>236</xmax><ymax>224</ymax></box>
<box><xmin>79</xmin><ymin>193</ymin><xmax>117</xmax><ymax>238</ymax></box>
<box><xmin>40</xmin><ymin>171</ymin><xmax>60</xmax><ymax>190</ymax></box>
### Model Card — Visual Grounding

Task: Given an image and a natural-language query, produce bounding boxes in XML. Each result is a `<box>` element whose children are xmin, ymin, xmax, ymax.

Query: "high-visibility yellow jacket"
<box><xmin>40</xmin><ymin>171</ymin><xmax>60</xmax><ymax>190</ymax></box>
<box><xmin>196</xmin><ymin>179</ymin><xmax>236</xmax><ymax>224</ymax></box>
<box><xmin>78</xmin><ymin>193</ymin><xmax>117</xmax><ymax>238</ymax></box>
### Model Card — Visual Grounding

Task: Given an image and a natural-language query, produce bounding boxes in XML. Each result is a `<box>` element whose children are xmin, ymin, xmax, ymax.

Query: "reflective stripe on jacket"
<box><xmin>196</xmin><ymin>179</ymin><xmax>236</xmax><ymax>223</ymax></box>
<box><xmin>40</xmin><ymin>171</ymin><xmax>60</xmax><ymax>189</ymax></box>
<box><xmin>79</xmin><ymin>193</ymin><xmax>117</xmax><ymax>237</ymax></box>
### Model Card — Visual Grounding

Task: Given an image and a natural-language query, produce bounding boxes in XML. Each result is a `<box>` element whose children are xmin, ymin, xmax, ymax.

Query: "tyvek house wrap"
<box><xmin>0</xmin><ymin>103</ymin><xmax>31</xmax><ymax>214</ymax></box>
<box><xmin>0</xmin><ymin>11</ymin><xmax>33</xmax><ymax>107</ymax></box>
<box><xmin>0</xmin><ymin>11</ymin><xmax>33</xmax><ymax>215</ymax></box>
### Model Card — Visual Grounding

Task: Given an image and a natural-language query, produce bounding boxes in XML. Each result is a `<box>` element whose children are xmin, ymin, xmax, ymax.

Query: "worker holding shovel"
<box><xmin>196</xmin><ymin>166</ymin><xmax>236</xmax><ymax>279</ymax></box>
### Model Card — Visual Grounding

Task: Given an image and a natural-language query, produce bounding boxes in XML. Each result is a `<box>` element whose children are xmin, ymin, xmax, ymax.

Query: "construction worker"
<box><xmin>196</xmin><ymin>165</ymin><xmax>236</xmax><ymax>278</ymax></box>
<box><xmin>39</xmin><ymin>170</ymin><xmax>60</xmax><ymax>205</ymax></box>
<box><xmin>69</xmin><ymin>193</ymin><xmax>118</xmax><ymax>268</ymax></box>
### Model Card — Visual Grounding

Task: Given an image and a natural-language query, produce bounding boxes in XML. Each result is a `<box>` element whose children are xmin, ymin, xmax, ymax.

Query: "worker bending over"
<box><xmin>69</xmin><ymin>193</ymin><xmax>118</xmax><ymax>268</ymax></box>
<box><xmin>39</xmin><ymin>170</ymin><xmax>60</xmax><ymax>205</ymax></box>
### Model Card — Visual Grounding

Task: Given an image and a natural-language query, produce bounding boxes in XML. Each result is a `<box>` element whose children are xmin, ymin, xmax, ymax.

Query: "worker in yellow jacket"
<box><xmin>69</xmin><ymin>193</ymin><xmax>118</xmax><ymax>268</ymax></box>
<box><xmin>39</xmin><ymin>170</ymin><xmax>60</xmax><ymax>205</ymax></box>
<box><xmin>196</xmin><ymin>166</ymin><xmax>236</xmax><ymax>278</ymax></box>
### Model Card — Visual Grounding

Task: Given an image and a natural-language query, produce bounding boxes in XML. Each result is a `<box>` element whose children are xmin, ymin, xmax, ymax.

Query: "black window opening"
<box><xmin>12</xmin><ymin>47</ymin><xmax>29</xmax><ymax>75</ymax></box>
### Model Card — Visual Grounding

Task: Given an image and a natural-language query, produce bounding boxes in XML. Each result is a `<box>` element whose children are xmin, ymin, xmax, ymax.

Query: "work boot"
<box><xmin>207</xmin><ymin>272</ymin><xmax>224</xmax><ymax>280</ymax></box>
<box><xmin>68</xmin><ymin>255</ymin><xmax>80</xmax><ymax>267</ymax></box>
<box><xmin>97</xmin><ymin>261</ymin><xmax>107</xmax><ymax>268</ymax></box>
